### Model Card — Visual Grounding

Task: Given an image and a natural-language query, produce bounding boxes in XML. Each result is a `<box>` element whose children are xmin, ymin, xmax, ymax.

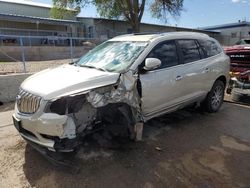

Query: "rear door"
<box><xmin>197</xmin><ymin>39</ymin><xmax>224</xmax><ymax>90</ymax></box>
<box><xmin>175</xmin><ymin>39</ymin><xmax>208</xmax><ymax>102</ymax></box>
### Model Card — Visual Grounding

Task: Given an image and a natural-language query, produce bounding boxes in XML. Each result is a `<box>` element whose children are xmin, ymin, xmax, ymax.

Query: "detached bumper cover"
<box><xmin>13</xmin><ymin>113</ymin><xmax>56</xmax><ymax>151</ymax></box>
<box><xmin>13</xmin><ymin>112</ymin><xmax>77</xmax><ymax>152</ymax></box>
<box><xmin>20</xmin><ymin>132</ymin><xmax>55</xmax><ymax>151</ymax></box>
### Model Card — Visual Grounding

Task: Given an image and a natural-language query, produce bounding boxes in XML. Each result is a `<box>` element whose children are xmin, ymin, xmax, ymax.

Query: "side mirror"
<box><xmin>144</xmin><ymin>58</ymin><xmax>161</xmax><ymax>71</ymax></box>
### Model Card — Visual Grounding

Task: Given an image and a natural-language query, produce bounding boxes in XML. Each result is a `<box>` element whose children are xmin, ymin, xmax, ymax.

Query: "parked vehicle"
<box><xmin>225</xmin><ymin>39</ymin><xmax>250</xmax><ymax>75</ymax></box>
<box><xmin>224</xmin><ymin>39</ymin><xmax>250</xmax><ymax>103</ymax></box>
<box><xmin>13</xmin><ymin>32</ymin><xmax>230</xmax><ymax>153</ymax></box>
<box><xmin>231</xmin><ymin>71</ymin><xmax>250</xmax><ymax>103</ymax></box>
<box><xmin>234</xmin><ymin>38</ymin><xmax>250</xmax><ymax>45</ymax></box>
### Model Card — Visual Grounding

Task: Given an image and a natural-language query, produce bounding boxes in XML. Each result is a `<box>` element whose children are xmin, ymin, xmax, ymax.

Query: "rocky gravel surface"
<box><xmin>0</xmin><ymin>59</ymin><xmax>71</xmax><ymax>75</ymax></box>
<box><xmin>0</xmin><ymin>102</ymin><xmax>250</xmax><ymax>188</ymax></box>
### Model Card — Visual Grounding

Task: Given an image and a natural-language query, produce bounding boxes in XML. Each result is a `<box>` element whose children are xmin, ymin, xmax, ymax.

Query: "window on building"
<box><xmin>127</xmin><ymin>28</ymin><xmax>133</xmax><ymax>34</ymax></box>
<box><xmin>231</xmin><ymin>32</ymin><xmax>237</xmax><ymax>38</ymax></box>
<box><xmin>88</xmin><ymin>26</ymin><xmax>94</xmax><ymax>38</ymax></box>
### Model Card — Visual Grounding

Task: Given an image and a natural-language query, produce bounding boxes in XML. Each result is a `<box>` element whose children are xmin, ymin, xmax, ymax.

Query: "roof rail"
<box><xmin>112</xmin><ymin>31</ymin><xmax>210</xmax><ymax>40</ymax></box>
<box><xmin>132</xmin><ymin>32</ymin><xmax>162</xmax><ymax>35</ymax></box>
<box><xmin>112</xmin><ymin>32</ymin><xmax>158</xmax><ymax>38</ymax></box>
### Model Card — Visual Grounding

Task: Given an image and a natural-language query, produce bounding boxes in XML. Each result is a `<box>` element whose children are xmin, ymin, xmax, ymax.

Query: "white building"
<box><xmin>0</xmin><ymin>0</ymin><xmax>220</xmax><ymax>43</ymax></box>
<box><xmin>0</xmin><ymin>0</ymin><xmax>79</xmax><ymax>38</ymax></box>
<box><xmin>0</xmin><ymin>0</ymin><xmax>76</xmax><ymax>19</ymax></box>
<box><xmin>0</xmin><ymin>0</ymin><xmax>53</xmax><ymax>18</ymax></box>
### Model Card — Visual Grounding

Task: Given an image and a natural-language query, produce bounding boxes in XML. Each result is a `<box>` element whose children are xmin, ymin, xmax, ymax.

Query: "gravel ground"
<box><xmin>0</xmin><ymin>102</ymin><xmax>14</xmax><ymax>112</ymax></box>
<box><xmin>0</xmin><ymin>102</ymin><xmax>250</xmax><ymax>188</ymax></box>
<box><xmin>0</xmin><ymin>59</ymin><xmax>72</xmax><ymax>74</ymax></box>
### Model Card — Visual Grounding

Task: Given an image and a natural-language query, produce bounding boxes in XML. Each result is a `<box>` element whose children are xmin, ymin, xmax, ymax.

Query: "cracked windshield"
<box><xmin>77</xmin><ymin>41</ymin><xmax>148</xmax><ymax>72</ymax></box>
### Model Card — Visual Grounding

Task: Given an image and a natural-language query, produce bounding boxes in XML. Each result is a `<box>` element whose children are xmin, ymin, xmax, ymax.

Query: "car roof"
<box><xmin>109</xmin><ymin>32</ymin><xmax>210</xmax><ymax>42</ymax></box>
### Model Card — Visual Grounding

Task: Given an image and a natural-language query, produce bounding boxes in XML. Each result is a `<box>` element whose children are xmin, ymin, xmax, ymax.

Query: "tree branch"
<box><xmin>139</xmin><ymin>0</ymin><xmax>146</xmax><ymax>22</ymax></box>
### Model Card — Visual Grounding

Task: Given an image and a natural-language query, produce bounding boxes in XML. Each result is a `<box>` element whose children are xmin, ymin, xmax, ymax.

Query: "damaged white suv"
<box><xmin>13</xmin><ymin>32</ymin><xmax>229</xmax><ymax>152</ymax></box>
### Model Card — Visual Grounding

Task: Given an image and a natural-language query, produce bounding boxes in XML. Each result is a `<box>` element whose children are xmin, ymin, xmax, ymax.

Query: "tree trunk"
<box><xmin>129</xmin><ymin>17</ymin><xmax>140</xmax><ymax>33</ymax></box>
<box><xmin>132</xmin><ymin>0</ymin><xmax>140</xmax><ymax>33</ymax></box>
<box><xmin>121</xmin><ymin>0</ymin><xmax>145</xmax><ymax>33</ymax></box>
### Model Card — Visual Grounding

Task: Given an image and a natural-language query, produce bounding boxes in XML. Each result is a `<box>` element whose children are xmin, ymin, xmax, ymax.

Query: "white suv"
<box><xmin>13</xmin><ymin>32</ymin><xmax>230</xmax><ymax>152</ymax></box>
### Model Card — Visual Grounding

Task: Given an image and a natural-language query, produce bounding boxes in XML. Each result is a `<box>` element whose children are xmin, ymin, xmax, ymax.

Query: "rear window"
<box><xmin>244</xmin><ymin>40</ymin><xmax>250</xmax><ymax>44</ymax></box>
<box><xmin>198</xmin><ymin>39</ymin><xmax>222</xmax><ymax>57</ymax></box>
<box><xmin>235</xmin><ymin>39</ymin><xmax>250</xmax><ymax>45</ymax></box>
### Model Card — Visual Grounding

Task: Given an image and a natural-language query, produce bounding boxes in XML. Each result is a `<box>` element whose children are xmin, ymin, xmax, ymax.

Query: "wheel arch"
<box><xmin>207</xmin><ymin>75</ymin><xmax>227</xmax><ymax>93</ymax></box>
<box><xmin>96</xmin><ymin>102</ymin><xmax>137</xmax><ymax>139</ymax></box>
<box><xmin>203</xmin><ymin>76</ymin><xmax>226</xmax><ymax>113</ymax></box>
<box><xmin>215</xmin><ymin>75</ymin><xmax>227</xmax><ymax>87</ymax></box>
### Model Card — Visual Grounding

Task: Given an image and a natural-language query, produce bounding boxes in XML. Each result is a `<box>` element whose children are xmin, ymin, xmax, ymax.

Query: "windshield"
<box><xmin>244</xmin><ymin>40</ymin><xmax>250</xmax><ymax>44</ymax></box>
<box><xmin>76</xmin><ymin>41</ymin><xmax>148</xmax><ymax>72</ymax></box>
<box><xmin>235</xmin><ymin>39</ymin><xmax>250</xmax><ymax>45</ymax></box>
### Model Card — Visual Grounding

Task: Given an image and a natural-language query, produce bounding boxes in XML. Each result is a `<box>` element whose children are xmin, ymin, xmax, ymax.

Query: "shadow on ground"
<box><xmin>22</xmin><ymin>103</ymin><xmax>250</xmax><ymax>188</ymax></box>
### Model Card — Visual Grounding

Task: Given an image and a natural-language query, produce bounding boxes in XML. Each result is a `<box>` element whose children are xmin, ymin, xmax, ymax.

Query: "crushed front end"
<box><xmin>13</xmin><ymin>72</ymin><xmax>143</xmax><ymax>153</ymax></box>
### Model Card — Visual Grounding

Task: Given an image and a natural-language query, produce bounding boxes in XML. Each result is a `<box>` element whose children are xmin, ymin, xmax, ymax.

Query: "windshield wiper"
<box><xmin>79</xmin><ymin>64</ymin><xmax>107</xmax><ymax>72</ymax></box>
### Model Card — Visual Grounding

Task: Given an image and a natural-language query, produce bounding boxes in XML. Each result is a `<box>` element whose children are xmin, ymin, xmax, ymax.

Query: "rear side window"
<box><xmin>147</xmin><ymin>40</ymin><xmax>179</xmax><ymax>69</ymax></box>
<box><xmin>177</xmin><ymin>40</ymin><xmax>201</xmax><ymax>64</ymax></box>
<box><xmin>198</xmin><ymin>39</ymin><xmax>222</xmax><ymax>57</ymax></box>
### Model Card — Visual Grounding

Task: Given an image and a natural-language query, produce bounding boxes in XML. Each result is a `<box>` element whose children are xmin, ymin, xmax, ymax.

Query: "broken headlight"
<box><xmin>44</xmin><ymin>95</ymin><xmax>85</xmax><ymax>115</ymax></box>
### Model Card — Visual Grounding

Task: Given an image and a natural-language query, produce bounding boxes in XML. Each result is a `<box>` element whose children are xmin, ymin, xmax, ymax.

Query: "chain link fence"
<box><xmin>0</xmin><ymin>35</ymin><xmax>100</xmax><ymax>74</ymax></box>
<box><xmin>0</xmin><ymin>33</ymin><xmax>239</xmax><ymax>75</ymax></box>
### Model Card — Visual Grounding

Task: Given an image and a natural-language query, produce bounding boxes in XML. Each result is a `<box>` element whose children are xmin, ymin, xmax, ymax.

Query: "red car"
<box><xmin>225</xmin><ymin>39</ymin><xmax>250</xmax><ymax>75</ymax></box>
<box><xmin>224</xmin><ymin>39</ymin><xmax>250</xmax><ymax>103</ymax></box>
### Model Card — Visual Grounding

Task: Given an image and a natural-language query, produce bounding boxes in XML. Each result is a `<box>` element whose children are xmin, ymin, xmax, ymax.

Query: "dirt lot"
<box><xmin>0</xmin><ymin>102</ymin><xmax>250</xmax><ymax>188</ymax></box>
<box><xmin>0</xmin><ymin>59</ymin><xmax>70</xmax><ymax>74</ymax></box>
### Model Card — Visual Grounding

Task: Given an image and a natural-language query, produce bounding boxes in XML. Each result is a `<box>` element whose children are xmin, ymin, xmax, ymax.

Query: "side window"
<box><xmin>198</xmin><ymin>39</ymin><xmax>222</xmax><ymax>57</ymax></box>
<box><xmin>147</xmin><ymin>40</ymin><xmax>179</xmax><ymax>69</ymax></box>
<box><xmin>177</xmin><ymin>40</ymin><xmax>201</xmax><ymax>63</ymax></box>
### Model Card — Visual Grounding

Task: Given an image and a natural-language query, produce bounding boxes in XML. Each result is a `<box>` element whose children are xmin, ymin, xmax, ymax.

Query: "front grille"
<box><xmin>227</xmin><ymin>52</ymin><xmax>250</xmax><ymax>62</ymax></box>
<box><xmin>17</xmin><ymin>90</ymin><xmax>42</xmax><ymax>114</ymax></box>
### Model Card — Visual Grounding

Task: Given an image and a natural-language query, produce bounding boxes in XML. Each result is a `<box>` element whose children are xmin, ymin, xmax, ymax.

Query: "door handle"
<box><xmin>204</xmin><ymin>68</ymin><xmax>210</xmax><ymax>73</ymax></box>
<box><xmin>176</xmin><ymin>75</ymin><xmax>183</xmax><ymax>81</ymax></box>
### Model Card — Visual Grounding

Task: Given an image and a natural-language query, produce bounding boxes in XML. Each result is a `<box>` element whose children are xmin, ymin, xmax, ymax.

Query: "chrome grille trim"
<box><xmin>17</xmin><ymin>89</ymin><xmax>41</xmax><ymax>114</ymax></box>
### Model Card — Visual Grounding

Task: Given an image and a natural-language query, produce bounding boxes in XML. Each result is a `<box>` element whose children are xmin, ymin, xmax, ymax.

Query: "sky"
<box><xmin>36</xmin><ymin>0</ymin><xmax>250</xmax><ymax>28</ymax></box>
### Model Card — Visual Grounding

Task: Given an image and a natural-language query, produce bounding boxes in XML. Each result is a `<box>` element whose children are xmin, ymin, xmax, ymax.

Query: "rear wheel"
<box><xmin>203</xmin><ymin>80</ymin><xmax>225</xmax><ymax>113</ymax></box>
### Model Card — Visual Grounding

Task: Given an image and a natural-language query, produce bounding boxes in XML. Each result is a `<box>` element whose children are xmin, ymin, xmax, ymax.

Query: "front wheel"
<box><xmin>203</xmin><ymin>80</ymin><xmax>225</xmax><ymax>113</ymax></box>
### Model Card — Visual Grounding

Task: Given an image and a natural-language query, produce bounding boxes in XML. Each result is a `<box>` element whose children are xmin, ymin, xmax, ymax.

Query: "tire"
<box><xmin>203</xmin><ymin>80</ymin><xmax>225</xmax><ymax>113</ymax></box>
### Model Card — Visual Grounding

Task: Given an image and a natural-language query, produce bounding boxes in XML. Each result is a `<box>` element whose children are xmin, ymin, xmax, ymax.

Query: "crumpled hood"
<box><xmin>21</xmin><ymin>64</ymin><xmax>120</xmax><ymax>100</ymax></box>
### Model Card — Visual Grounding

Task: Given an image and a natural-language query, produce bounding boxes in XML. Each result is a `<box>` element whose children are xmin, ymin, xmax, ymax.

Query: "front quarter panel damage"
<box><xmin>86</xmin><ymin>71</ymin><xmax>142</xmax><ymax>139</ymax></box>
<box><xmin>44</xmin><ymin>71</ymin><xmax>142</xmax><ymax>152</ymax></box>
<box><xmin>87</xmin><ymin>71</ymin><xmax>141</xmax><ymax>111</ymax></box>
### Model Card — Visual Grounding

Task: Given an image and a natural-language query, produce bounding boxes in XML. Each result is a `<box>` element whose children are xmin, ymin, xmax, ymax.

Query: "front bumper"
<box><xmin>13</xmin><ymin>102</ymin><xmax>77</xmax><ymax>152</ymax></box>
<box><xmin>232</xmin><ymin>88</ymin><xmax>250</xmax><ymax>104</ymax></box>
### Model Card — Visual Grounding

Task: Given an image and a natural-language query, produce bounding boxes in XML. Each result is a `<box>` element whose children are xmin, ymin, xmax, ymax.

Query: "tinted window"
<box><xmin>198</xmin><ymin>39</ymin><xmax>222</xmax><ymax>57</ymax></box>
<box><xmin>177</xmin><ymin>40</ymin><xmax>201</xmax><ymax>63</ymax></box>
<box><xmin>235</xmin><ymin>39</ymin><xmax>250</xmax><ymax>45</ymax></box>
<box><xmin>235</xmin><ymin>40</ymin><xmax>242</xmax><ymax>45</ymax></box>
<box><xmin>147</xmin><ymin>40</ymin><xmax>178</xmax><ymax>69</ymax></box>
<box><xmin>244</xmin><ymin>39</ymin><xmax>250</xmax><ymax>44</ymax></box>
